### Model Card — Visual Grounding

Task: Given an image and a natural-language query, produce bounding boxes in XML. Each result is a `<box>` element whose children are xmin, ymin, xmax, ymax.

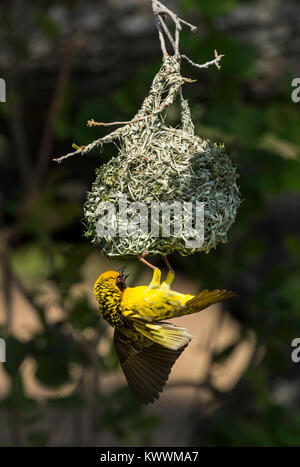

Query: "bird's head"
<box><xmin>94</xmin><ymin>267</ymin><xmax>130</xmax><ymax>302</ymax></box>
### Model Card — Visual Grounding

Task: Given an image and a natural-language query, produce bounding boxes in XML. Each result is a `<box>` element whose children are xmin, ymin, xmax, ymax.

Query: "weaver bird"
<box><xmin>94</xmin><ymin>264</ymin><xmax>235</xmax><ymax>404</ymax></box>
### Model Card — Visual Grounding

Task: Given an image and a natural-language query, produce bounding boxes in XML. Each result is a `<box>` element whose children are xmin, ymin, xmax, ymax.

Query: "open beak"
<box><xmin>117</xmin><ymin>266</ymin><xmax>130</xmax><ymax>283</ymax></box>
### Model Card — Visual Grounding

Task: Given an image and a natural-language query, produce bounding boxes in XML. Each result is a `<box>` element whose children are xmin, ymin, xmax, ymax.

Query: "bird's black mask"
<box><xmin>116</xmin><ymin>266</ymin><xmax>129</xmax><ymax>291</ymax></box>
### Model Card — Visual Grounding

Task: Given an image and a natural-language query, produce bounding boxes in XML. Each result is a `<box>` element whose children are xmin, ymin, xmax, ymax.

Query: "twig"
<box><xmin>153</xmin><ymin>0</ymin><xmax>197</xmax><ymax>32</ymax></box>
<box><xmin>53</xmin><ymin>127</ymin><xmax>122</xmax><ymax>164</ymax></box>
<box><xmin>87</xmin><ymin>116</ymin><xmax>150</xmax><ymax>128</ymax></box>
<box><xmin>155</xmin><ymin>17</ymin><xmax>168</xmax><ymax>57</ymax></box>
<box><xmin>151</xmin><ymin>0</ymin><xmax>197</xmax><ymax>58</ymax></box>
<box><xmin>157</xmin><ymin>14</ymin><xmax>176</xmax><ymax>54</ymax></box>
<box><xmin>182</xmin><ymin>49</ymin><xmax>224</xmax><ymax>70</ymax></box>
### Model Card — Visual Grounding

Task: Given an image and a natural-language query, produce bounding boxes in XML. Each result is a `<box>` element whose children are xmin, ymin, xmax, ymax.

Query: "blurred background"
<box><xmin>1</xmin><ymin>0</ymin><xmax>300</xmax><ymax>447</ymax></box>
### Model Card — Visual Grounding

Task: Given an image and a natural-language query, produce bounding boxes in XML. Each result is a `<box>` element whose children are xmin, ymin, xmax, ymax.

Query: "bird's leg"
<box><xmin>138</xmin><ymin>250</ymin><xmax>161</xmax><ymax>289</ymax></box>
<box><xmin>161</xmin><ymin>255</ymin><xmax>175</xmax><ymax>289</ymax></box>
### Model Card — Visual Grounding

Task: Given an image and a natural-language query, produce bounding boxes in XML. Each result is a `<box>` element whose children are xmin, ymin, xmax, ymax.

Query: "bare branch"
<box><xmin>178</xmin><ymin>18</ymin><xmax>197</xmax><ymax>32</ymax></box>
<box><xmin>87</xmin><ymin>116</ymin><xmax>150</xmax><ymax>128</ymax></box>
<box><xmin>153</xmin><ymin>1</ymin><xmax>184</xmax><ymax>31</ymax></box>
<box><xmin>53</xmin><ymin>124</ymin><xmax>126</xmax><ymax>163</ymax></box>
<box><xmin>157</xmin><ymin>14</ymin><xmax>176</xmax><ymax>54</ymax></box>
<box><xmin>182</xmin><ymin>49</ymin><xmax>224</xmax><ymax>70</ymax></box>
<box><xmin>155</xmin><ymin>16</ymin><xmax>168</xmax><ymax>57</ymax></box>
<box><xmin>152</xmin><ymin>1</ymin><xmax>197</xmax><ymax>32</ymax></box>
<box><xmin>151</xmin><ymin>0</ymin><xmax>197</xmax><ymax>58</ymax></box>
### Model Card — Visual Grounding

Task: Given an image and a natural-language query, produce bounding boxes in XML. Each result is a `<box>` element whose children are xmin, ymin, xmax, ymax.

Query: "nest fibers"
<box><xmin>84</xmin><ymin>56</ymin><xmax>241</xmax><ymax>258</ymax></box>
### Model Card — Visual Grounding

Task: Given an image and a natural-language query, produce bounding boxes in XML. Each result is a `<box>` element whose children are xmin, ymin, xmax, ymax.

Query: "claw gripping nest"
<box><xmin>84</xmin><ymin>56</ymin><xmax>241</xmax><ymax>258</ymax></box>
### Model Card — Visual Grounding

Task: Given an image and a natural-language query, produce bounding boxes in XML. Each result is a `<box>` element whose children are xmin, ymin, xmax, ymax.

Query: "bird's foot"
<box><xmin>160</xmin><ymin>255</ymin><xmax>175</xmax><ymax>290</ymax></box>
<box><xmin>138</xmin><ymin>250</ymin><xmax>161</xmax><ymax>289</ymax></box>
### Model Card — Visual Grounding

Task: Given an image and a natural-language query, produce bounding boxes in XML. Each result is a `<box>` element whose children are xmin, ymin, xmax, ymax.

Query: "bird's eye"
<box><xmin>116</xmin><ymin>274</ymin><xmax>127</xmax><ymax>291</ymax></box>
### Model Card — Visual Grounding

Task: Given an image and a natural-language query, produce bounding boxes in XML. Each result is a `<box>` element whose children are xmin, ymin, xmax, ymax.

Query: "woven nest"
<box><xmin>84</xmin><ymin>56</ymin><xmax>241</xmax><ymax>258</ymax></box>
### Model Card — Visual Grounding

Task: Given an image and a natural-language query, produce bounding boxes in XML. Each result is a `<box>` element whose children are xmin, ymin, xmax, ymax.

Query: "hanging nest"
<box><xmin>83</xmin><ymin>56</ymin><xmax>241</xmax><ymax>258</ymax></box>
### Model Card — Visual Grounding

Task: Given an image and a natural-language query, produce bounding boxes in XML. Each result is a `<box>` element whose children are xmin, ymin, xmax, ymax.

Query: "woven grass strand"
<box><xmin>84</xmin><ymin>56</ymin><xmax>241</xmax><ymax>258</ymax></box>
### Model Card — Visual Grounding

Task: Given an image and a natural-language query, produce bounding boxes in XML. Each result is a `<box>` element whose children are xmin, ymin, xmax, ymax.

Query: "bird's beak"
<box><xmin>117</xmin><ymin>266</ymin><xmax>130</xmax><ymax>283</ymax></box>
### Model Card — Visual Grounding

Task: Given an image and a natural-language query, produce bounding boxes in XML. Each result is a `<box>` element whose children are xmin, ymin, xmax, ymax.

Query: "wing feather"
<box><xmin>114</xmin><ymin>329</ymin><xmax>186</xmax><ymax>404</ymax></box>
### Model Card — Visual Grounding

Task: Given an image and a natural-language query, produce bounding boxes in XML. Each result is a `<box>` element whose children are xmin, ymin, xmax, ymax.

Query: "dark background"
<box><xmin>0</xmin><ymin>0</ymin><xmax>300</xmax><ymax>446</ymax></box>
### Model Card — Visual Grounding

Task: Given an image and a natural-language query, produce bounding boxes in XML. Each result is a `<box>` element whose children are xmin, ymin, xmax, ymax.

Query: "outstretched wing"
<box><xmin>114</xmin><ymin>329</ymin><xmax>186</xmax><ymax>404</ymax></box>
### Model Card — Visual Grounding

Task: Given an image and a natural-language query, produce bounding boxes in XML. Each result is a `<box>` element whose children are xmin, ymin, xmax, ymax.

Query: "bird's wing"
<box><xmin>114</xmin><ymin>328</ymin><xmax>186</xmax><ymax>404</ymax></box>
<box><xmin>131</xmin><ymin>317</ymin><xmax>193</xmax><ymax>350</ymax></box>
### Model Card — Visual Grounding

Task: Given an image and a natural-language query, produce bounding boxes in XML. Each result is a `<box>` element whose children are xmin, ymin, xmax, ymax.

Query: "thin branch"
<box><xmin>87</xmin><ymin>116</ymin><xmax>150</xmax><ymax>128</ymax></box>
<box><xmin>175</xmin><ymin>24</ymin><xmax>180</xmax><ymax>58</ymax></box>
<box><xmin>178</xmin><ymin>17</ymin><xmax>197</xmax><ymax>32</ymax></box>
<box><xmin>182</xmin><ymin>49</ymin><xmax>224</xmax><ymax>70</ymax></box>
<box><xmin>157</xmin><ymin>14</ymin><xmax>176</xmax><ymax>54</ymax></box>
<box><xmin>151</xmin><ymin>0</ymin><xmax>197</xmax><ymax>58</ymax></box>
<box><xmin>153</xmin><ymin>1</ymin><xmax>185</xmax><ymax>31</ymax></box>
<box><xmin>53</xmin><ymin>127</ymin><xmax>122</xmax><ymax>164</ymax></box>
<box><xmin>155</xmin><ymin>17</ymin><xmax>168</xmax><ymax>57</ymax></box>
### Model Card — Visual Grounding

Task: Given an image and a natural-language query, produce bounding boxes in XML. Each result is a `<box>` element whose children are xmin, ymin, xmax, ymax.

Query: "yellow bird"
<box><xmin>94</xmin><ymin>265</ymin><xmax>235</xmax><ymax>404</ymax></box>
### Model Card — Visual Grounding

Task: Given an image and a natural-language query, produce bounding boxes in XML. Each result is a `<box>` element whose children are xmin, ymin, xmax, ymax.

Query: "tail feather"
<box><xmin>182</xmin><ymin>289</ymin><xmax>236</xmax><ymax>315</ymax></box>
<box><xmin>132</xmin><ymin>319</ymin><xmax>194</xmax><ymax>351</ymax></box>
